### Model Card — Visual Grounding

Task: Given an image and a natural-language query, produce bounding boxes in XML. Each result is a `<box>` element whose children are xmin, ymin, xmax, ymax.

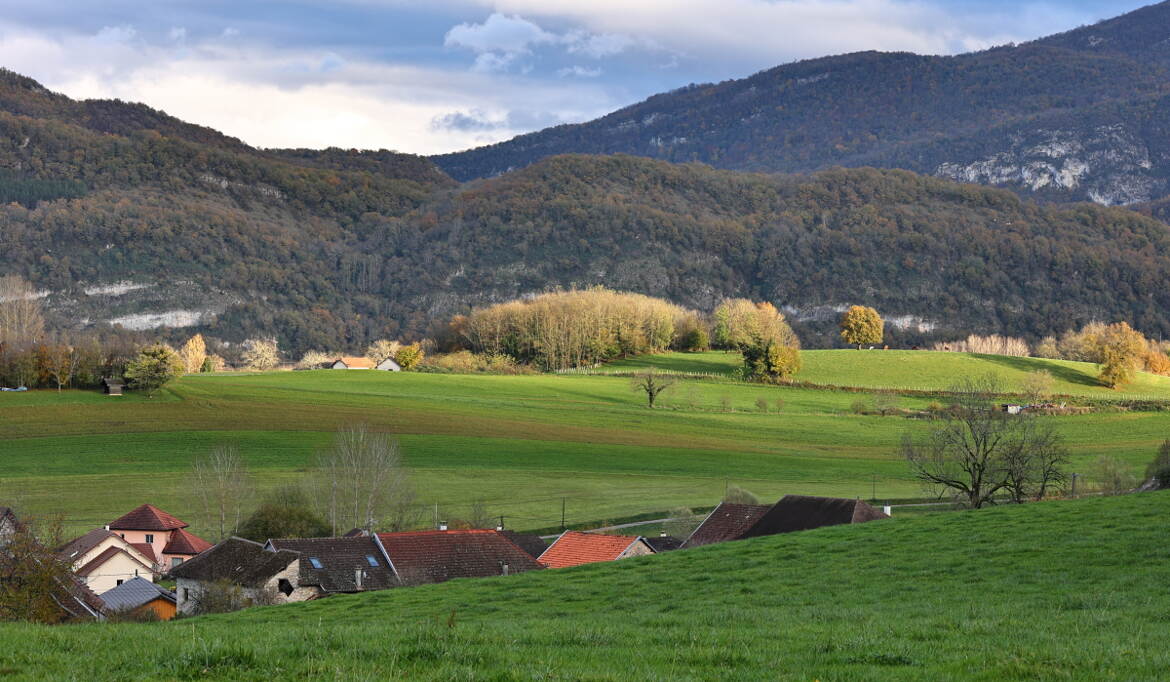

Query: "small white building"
<box><xmin>376</xmin><ymin>357</ymin><xmax>401</xmax><ymax>371</ymax></box>
<box><xmin>331</xmin><ymin>356</ymin><xmax>375</xmax><ymax>370</ymax></box>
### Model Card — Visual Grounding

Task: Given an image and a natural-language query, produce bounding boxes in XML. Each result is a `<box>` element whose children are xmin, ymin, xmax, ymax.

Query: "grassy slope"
<box><xmin>3</xmin><ymin>353</ymin><xmax>1170</xmax><ymax>537</ymax></box>
<box><xmin>2</xmin><ymin>492</ymin><xmax>1168</xmax><ymax>680</ymax></box>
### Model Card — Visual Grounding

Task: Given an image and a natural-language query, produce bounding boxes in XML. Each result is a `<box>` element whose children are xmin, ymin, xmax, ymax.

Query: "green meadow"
<box><xmin>1</xmin><ymin>492</ymin><xmax>1168</xmax><ymax>680</ymax></box>
<box><xmin>1</xmin><ymin>351</ymin><xmax>1168</xmax><ymax>537</ymax></box>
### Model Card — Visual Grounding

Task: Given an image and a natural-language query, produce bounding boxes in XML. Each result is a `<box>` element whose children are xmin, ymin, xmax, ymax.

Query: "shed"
<box><xmin>102</xmin><ymin>377</ymin><xmax>123</xmax><ymax>396</ymax></box>
<box><xmin>99</xmin><ymin>577</ymin><xmax>177</xmax><ymax>620</ymax></box>
<box><xmin>376</xmin><ymin>357</ymin><xmax>402</xmax><ymax>371</ymax></box>
<box><xmin>538</xmin><ymin>531</ymin><xmax>655</xmax><ymax>569</ymax></box>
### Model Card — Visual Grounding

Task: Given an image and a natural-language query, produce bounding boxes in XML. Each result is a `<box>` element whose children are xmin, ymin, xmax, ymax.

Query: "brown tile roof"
<box><xmin>376</xmin><ymin>530</ymin><xmax>542</xmax><ymax>585</ymax></box>
<box><xmin>644</xmin><ymin>535</ymin><xmax>684</xmax><ymax>553</ymax></box>
<box><xmin>538</xmin><ymin>531</ymin><xmax>649</xmax><ymax>569</ymax></box>
<box><xmin>108</xmin><ymin>504</ymin><xmax>188</xmax><ymax>531</ymax></box>
<box><xmin>267</xmin><ymin>537</ymin><xmax>397</xmax><ymax>592</ymax></box>
<box><xmin>336</xmin><ymin>356</ymin><xmax>375</xmax><ymax>369</ymax></box>
<box><xmin>163</xmin><ymin>528</ymin><xmax>213</xmax><ymax>556</ymax></box>
<box><xmin>59</xmin><ymin>528</ymin><xmax>120</xmax><ymax>561</ymax></box>
<box><xmin>169</xmin><ymin>537</ymin><xmax>298</xmax><ymax>587</ymax></box>
<box><xmin>739</xmin><ymin>495</ymin><xmax>889</xmax><ymax>539</ymax></box>
<box><xmin>130</xmin><ymin>543</ymin><xmax>158</xmax><ymax>564</ymax></box>
<box><xmin>75</xmin><ymin>545</ymin><xmax>153</xmax><ymax>577</ymax></box>
<box><xmin>499</xmin><ymin>530</ymin><xmax>548</xmax><ymax>559</ymax></box>
<box><xmin>683</xmin><ymin>503</ymin><xmax>771</xmax><ymax>548</ymax></box>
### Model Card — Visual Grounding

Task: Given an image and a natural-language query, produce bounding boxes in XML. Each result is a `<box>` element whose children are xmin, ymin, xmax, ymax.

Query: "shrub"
<box><xmin>395</xmin><ymin>343</ymin><xmax>425</xmax><ymax>370</ymax></box>
<box><xmin>755</xmin><ymin>397</ymin><xmax>769</xmax><ymax>413</ymax></box>
<box><xmin>723</xmin><ymin>485</ymin><xmax>760</xmax><ymax>505</ymax></box>
<box><xmin>851</xmin><ymin>398</ymin><xmax>870</xmax><ymax>415</ymax></box>
<box><xmin>1146</xmin><ymin>440</ymin><xmax>1170</xmax><ymax>490</ymax></box>
<box><xmin>932</xmin><ymin>334</ymin><xmax>1029</xmax><ymax>357</ymax></box>
<box><xmin>124</xmin><ymin>344</ymin><xmax>184</xmax><ymax>395</ymax></box>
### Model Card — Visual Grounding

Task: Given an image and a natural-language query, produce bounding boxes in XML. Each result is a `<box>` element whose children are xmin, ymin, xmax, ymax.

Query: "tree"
<box><xmin>901</xmin><ymin>374</ymin><xmax>1066</xmax><ymax>509</ymax></box>
<box><xmin>236</xmin><ymin>486</ymin><xmax>331</xmax><ymax>542</ymax></box>
<box><xmin>466</xmin><ymin>499</ymin><xmax>494</xmax><ymax>529</ymax></box>
<box><xmin>178</xmin><ymin>334</ymin><xmax>207</xmax><ymax>374</ymax></box>
<box><xmin>1097</xmin><ymin>322</ymin><xmax>1147</xmax><ymax>388</ymax></box>
<box><xmin>1002</xmin><ymin>421</ymin><xmax>1069</xmax><ymax>503</ymax></box>
<box><xmin>662</xmin><ymin>506</ymin><xmax>704</xmax><ymax>539</ymax></box>
<box><xmin>631</xmin><ymin>370</ymin><xmax>675</xmax><ymax>408</ymax></box>
<box><xmin>742</xmin><ymin>340</ymin><xmax>801</xmax><ymax>383</ymax></box>
<box><xmin>1019</xmin><ymin>370</ymin><xmax>1054</xmax><ymax>403</ymax></box>
<box><xmin>395</xmin><ymin>343</ymin><xmax>424</xmax><ymax>370</ymax></box>
<box><xmin>681</xmin><ymin>327</ymin><xmax>709</xmax><ymax>352</ymax></box>
<box><xmin>314</xmin><ymin>424</ymin><xmax>415</xmax><ymax>535</ymax></box>
<box><xmin>1092</xmin><ymin>455</ymin><xmax>1137</xmax><ymax>495</ymax></box>
<box><xmin>1145</xmin><ymin>440</ymin><xmax>1170</xmax><ymax>490</ymax></box>
<box><xmin>123</xmin><ymin>344</ymin><xmax>184</xmax><ymax>395</ymax></box>
<box><xmin>365</xmin><ymin>339</ymin><xmax>401</xmax><ymax>365</ymax></box>
<box><xmin>191</xmin><ymin>444</ymin><xmax>252</xmax><ymax>541</ymax></box>
<box><xmin>201</xmin><ymin>354</ymin><xmax>225</xmax><ymax>373</ymax></box>
<box><xmin>296</xmin><ymin>350</ymin><xmax>335</xmax><ymax>370</ymax></box>
<box><xmin>840</xmin><ymin>305</ymin><xmax>883</xmax><ymax>349</ymax></box>
<box><xmin>242</xmin><ymin>338</ymin><xmax>280</xmax><ymax>371</ymax></box>
<box><xmin>0</xmin><ymin>275</ymin><xmax>44</xmax><ymax>349</ymax></box>
<box><xmin>723</xmin><ymin>485</ymin><xmax>760</xmax><ymax>504</ymax></box>
<box><xmin>0</xmin><ymin>516</ymin><xmax>81</xmax><ymax>623</ymax></box>
<box><xmin>43</xmin><ymin>343</ymin><xmax>80</xmax><ymax>392</ymax></box>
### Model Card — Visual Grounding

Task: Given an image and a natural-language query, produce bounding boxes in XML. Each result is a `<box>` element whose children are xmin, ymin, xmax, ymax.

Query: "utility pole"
<box><xmin>1071</xmin><ymin>472</ymin><xmax>1078</xmax><ymax>498</ymax></box>
<box><xmin>871</xmin><ymin>474</ymin><xmax>877</xmax><ymax>502</ymax></box>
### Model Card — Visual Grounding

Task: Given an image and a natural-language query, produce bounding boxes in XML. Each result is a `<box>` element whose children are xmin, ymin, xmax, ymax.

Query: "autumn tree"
<box><xmin>43</xmin><ymin>343</ymin><xmax>80</xmax><ymax>391</ymax></box>
<box><xmin>395</xmin><ymin>342</ymin><xmax>424</xmax><ymax>370</ymax></box>
<box><xmin>200</xmin><ymin>354</ymin><xmax>226</xmax><ymax>373</ymax></box>
<box><xmin>191</xmin><ymin>444</ymin><xmax>252</xmax><ymax>541</ymax></box>
<box><xmin>178</xmin><ymin>334</ymin><xmax>207</xmax><ymax>374</ymax></box>
<box><xmin>241</xmin><ymin>338</ymin><xmax>280</xmax><ymax>371</ymax></box>
<box><xmin>902</xmin><ymin>374</ymin><xmax>1067</xmax><ymax>508</ymax></box>
<box><xmin>0</xmin><ymin>516</ymin><xmax>84</xmax><ymax>623</ymax></box>
<box><xmin>742</xmin><ymin>340</ymin><xmax>802</xmax><ymax>383</ymax></box>
<box><xmin>365</xmin><ymin>339</ymin><xmax>401</xmax><ymax>365</ymax></box>
<box><xmin>1019</xmin><ymin>370</ymin><xmax>1054</xmax><ymax>403</ymax></box>
<box><xmin>1098</xmin><ymin>322</ymin><xmax>1147</xmax><ymax>388</ymax></box>
<box><xmin>631</xmin><ymin>370</ymin><xmax>676</xmax><ymax>408</ymax></box>
<box><xmin>840</xmin><ymin>305</ymin><xmax>883</xmax><ymax>349</ymax></box>
<box><xmin>123</xmin><ymin>344</ymin><xmax>184</xmax><ymax>395</ymax></box>
<box><xmin>0</xmin><ymin>275</ymin><xmax>44</xmax><ymax>349</ymax></box>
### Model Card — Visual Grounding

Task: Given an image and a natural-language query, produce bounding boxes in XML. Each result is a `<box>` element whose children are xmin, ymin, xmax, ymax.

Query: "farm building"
<box><xmin>101</xmin><ymin>377</ymin><xmax>123</xmax><ymax>395</ymax></box>
<box><xmin>106</xmin><ymin>504</ymin><xmax>212</xmax><ymax>571</ymax></box>
<box><xmin>100</xmin><ymin>577</ymin><xmax>177</xmax><ymax>620</ymax></box>
<box><xmin>498</xmin><ymin>530</ymin><xmax>548</xmax><ymax>559</ymax></box>
<box><xmin>376</xmin><ymin>529</ymin><xmax>543</xmax><ymax>585</ymax></box>
<box><xmin>683</xmin><ymin>502</ymin><xmax>771</xmax><ymax>548</ymax></box>
<box><xmin>170</xmin><ymin>537</ymin><xmax>302</xmax><ymax>615</ymax></box>
<box><xmin>331</xmin><ymin>356</ymin><xmax>375</xmax><ymax>369</ymax></box>
<box><xmin>376</xmin><ymin>357</ymin><xmax>402</xmax><ymax>371</ymax></box>
<box><xmin>59</xmin><ymin>529</ymin><xmax>157</xmax><ymax>593</ymax></box>
<box><xmin>264</xmin><ymin>536</ymin><xmax>397</xmax><ymax>596</ymax></box>
<box><xmin>538</xmin><ymin>531</ymin><xmax>655</xmax><ymax>569</ymax></box>
<box><xmin>686</xmin><ymin>496</ymin><xmax>888</xmax><ymax>548</ymax></box>
<box><xmin>644</xmin><ymin>533</ymin><xmax>684</xmax><ymax>553</ymax></box>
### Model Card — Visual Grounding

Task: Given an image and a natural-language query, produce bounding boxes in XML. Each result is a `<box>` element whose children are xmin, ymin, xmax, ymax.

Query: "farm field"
<box><xmin>1</xmin><ymin>491</ymin><xmax>1167</xmax><ymax>679</ymax></box>
<box><xmin>2</xmin><ymin>351</ymin><xmax>1168</xmax><ymax>537</ymax></box>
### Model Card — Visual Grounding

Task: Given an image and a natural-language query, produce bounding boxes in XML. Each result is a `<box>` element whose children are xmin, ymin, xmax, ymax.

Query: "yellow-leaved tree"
<box><xmin>839</xmin><ymin>305</ymin><xmax>884</xmax><ymax>349</ymax></box>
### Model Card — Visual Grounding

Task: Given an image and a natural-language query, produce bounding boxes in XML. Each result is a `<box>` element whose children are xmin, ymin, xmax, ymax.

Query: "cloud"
<box><xmin>444</xmin><ymin>13</ymin><xmax>555</xmax><ymax>54</ymax></box>
<box><xmin>557</xmin><ymin>65</ymin><xmax>601</xmax><ymax>78</ymax></box>
<box><xmin>565</xmin><ymin>31</ymin><xmax>636</xmax><ymax>58</ymax></box>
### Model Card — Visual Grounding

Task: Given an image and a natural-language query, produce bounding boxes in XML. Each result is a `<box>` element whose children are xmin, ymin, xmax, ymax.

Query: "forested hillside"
<box><xmin>434</xmin><ymin>2</ymin><xmax>1170</xmax><ymax>209</ymax></box>
<box><xmin>5</xmin><ymin>74</ymin><xmax>1170</xmax><ymax>357</ymax></box>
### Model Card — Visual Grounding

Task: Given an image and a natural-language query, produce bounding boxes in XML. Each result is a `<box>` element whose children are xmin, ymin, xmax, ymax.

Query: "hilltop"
<box><xmin>435</xmin><ymin>1</ymin><xmax>1170</xmax><ymax>210</ymax></box>
<box><xmin>1</xmin><ymin>491</ymin><xmax>1167</xmax><ymax>678</ymax></box>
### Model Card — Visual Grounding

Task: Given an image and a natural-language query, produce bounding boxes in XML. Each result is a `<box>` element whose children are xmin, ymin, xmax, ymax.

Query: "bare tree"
<box><xmin>44</xmin><ymin>343</ymin><xmax>81</xmax><ymax>392</ymax></box>
<box><xmin>0</xmin><ymin>275</ymin><xmax>44</xmax><ymax>349</ymax></box>
<box><xmin>663</xmin><ymin>506</ymin><xmax>704</xmax><ymax>539</ymax></box>
<box><xmin>467</xmin><ymin>499</ymin><xmax>493</xmax><ymax>529</ymax></box>
<box><xmin>315</xmin><ymin>424</ymin><xmax>415</xmax><ymax>535</ymax></box>
<box><xmin>902</xmin><ymin>374</ymin><xmax>1067</xmax><ymax>509</ymax></box>
<box><xmin>631</xmin><ymin>370</ymin><xmax>675</xmax><ymax>408</ymax></box>
<box><xmin>192</xmin><ymin>445</ymin><xmax>252</xmax><ymax>541</ymax></box>
<box><xmin>1003</xmin><ymin>420</ymin><xmax>1069</xmax><ymax>503</ymax></box>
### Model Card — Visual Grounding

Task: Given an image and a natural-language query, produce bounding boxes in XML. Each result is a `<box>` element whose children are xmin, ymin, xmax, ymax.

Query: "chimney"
<box><xmin>438</xmin><ymin>521</ymin><xmax>448</xmax><ymax>531</ymax></box>
<box><xmin>496</xmin><ymin>524</ymin><xmax>503</xmax><ymax>532</ymax></box>
<box><xmin>659</xmin><ymin>530</ymin><xmax>668</xmax><ymax>538</ymax></box>
<box><xmin>103</xmin><ymin>525</ymin><xmax>110</xmax><ymax>531</ymax></box>
<box><xmin>502</xmin><ymin>562</ymin><xmax>509</xmax><ymax>576</ymax></box>
<box><xmin>355</xmin><ymin>569</ymin><xmax>363</xmax><ymax>589</ymax></box>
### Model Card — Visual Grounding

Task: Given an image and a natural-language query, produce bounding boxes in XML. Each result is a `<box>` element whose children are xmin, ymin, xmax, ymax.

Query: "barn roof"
<box><xmin>336</xmin><ymin>356</ymin><xmax>375</xmax><ymax>369</ymax></box>
<box><xmin>376</xmin><ymin>530</ymin><xmax>542</xmax><ymax>585</ymax></box>
<box><xmin>108</xmin><ymin>504</ymin><xmax>189</xmax><ymax>531</ymax></box>
<box><xmin>683</xmin><ymin>503</ymin><xmax>771</xmax><ymax>548</ymax></box>
<box><xmin>498</xmin><ymin>530</ymin><xmax>548</xmax><ymax>559</ymax></box>
<box><xmin>267</xmin><ymin>537</ymin><xmax>397</xmax><ymax>592</ymax></box>
<box><xmin>169</xmin><ymin>537</ymin><xmax>298</xmax><ymax>587</ymax></box>
<box><xmin>644</xmin><ymin>535</ymin><xmax>684</xmax><ymax>553</ymax></box>
<box><xmin>99</xmin><ymin>577</ymin><xmax>175</xmax><ymax>612</ymax></box>
<box><xmin>538</xmin><ymin>531</ymin><xmax>649</xmax><ymax>569</ymax></box>
<box><xmin>739</xmin><ymin>495</ymin><xmax>889</xmax><ymax>539</ymax></box>
<box><xmin>163</xmin><ymin>528</ymin><xmax>213</xmax><ymax>556</ymax></box>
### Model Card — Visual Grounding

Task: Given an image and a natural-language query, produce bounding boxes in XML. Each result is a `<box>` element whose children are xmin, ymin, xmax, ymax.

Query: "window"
<box><xmin>145</xmin><ymin>534</ymin><xmax>154</xmax><ymax>544</ymax></box>
<box><xmin>277</xmin><ymin>579</ymin><xmax>294</xmax><ymax>597</ymax></box>
<box><xmin>365</xmin><ymin>555</ymin><xmax>379</xmax><ymax>567</ymax></box>
<box><xmin>182</xmin><ymin>588</ymin><xmax>189</xmax><ymax>601</ymax></box>
<box><xmin>116</xmin><ymin>579</ymin><xmax>123</xmax><ymax>586</ymax></box>
<box><xmin>172</xmin><ymin>557</ymin><xmax>183</xmax><ymax>569</ymax></box>
<box><xmin>308</xmin><ymin>557</ymin><xmax>323</xmax><ymax>569</ymax></box>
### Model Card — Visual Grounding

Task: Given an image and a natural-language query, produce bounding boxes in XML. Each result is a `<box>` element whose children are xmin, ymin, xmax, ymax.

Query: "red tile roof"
<box><xmin>163</xmin><ymin>528</ymin><xmax>212</xmax><ymax>556</ymax></box>
<box><xmin>684</xmin><ymin>503</ymin><xmax>771</xmax><ymax>548</ymax></box>
<box><xmin>59</xmin><ymin>528</ymin><xmax>120</xmax><ymax>560</ymax></box>
<box><xmin>376</xmin><ymin>530</ymin><xmax>542</xmax><ymax>585</ymax></box>
<box><xmin>75</xmin><ymin>545</ymin><xmax>153</xmax><ymax>577</ymax></box>
<box><xmin>130</xmin><ymin>543</ymin><xmax>158</xmax><ymax>564</ymax></box>
<box><xmin>107</xmin><ymin>504</ymin><xmax>188</xmax><ymax>531</ymax></box>
<box><xmin>336</xmin><ymin>356</ymin><xmax>375</xmax><ymax>369</ymax></box>
<box><xmin>537</xmin><ymin>531</ymin><xmax>648</xmax><ymax>569</ymax></box>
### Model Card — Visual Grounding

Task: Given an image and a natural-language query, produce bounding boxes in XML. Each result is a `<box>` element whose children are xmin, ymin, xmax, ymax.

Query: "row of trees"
<box><xmin>1035</xmin><ymin>321</ymin><xmax>1170</xmax><ymax>388</ymax></box>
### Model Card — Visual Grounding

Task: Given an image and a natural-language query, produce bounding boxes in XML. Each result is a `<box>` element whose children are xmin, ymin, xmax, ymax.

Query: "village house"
<box><xmin>376</xmin><ymin>529</ymin><xmax>543</xmax><ymax>585</ymax></box>
<box><xmin>59</xmin><ymin>529</ymin><xmax>157</xmax><ymax>593</ymax></box>
<box><xmin>264</xmin><ymin>536</ymin><xmax>397</xmax><ymax>596</ymax></box>
<box><xmin>684</xmin><ymin>495</ymin><xmax>888</xmax><ymax>548</ymax></box>
<box><xmin>498</xmin><ymin>529</ymin><xmax>548</xmax><ymax>560</ymax></box>
<box><xmin>99</xmin><ymin>576</ymin><xmax>177</xmax><ymax>620</ymax></box>
<box><xmin>538</xmin><ymin>531</ymin><xmax>655</xmax><ymax>569</ymax></box>
<box><xmin>170</xmin><ymin>537</ymin><xmax>301</xmax><ymax>616</ymax></box>
<box><xmin>331</xmin><ymin>356</ymin><xmax>374</xmax><ymax>369</ymax></box>
<box><xmin>106</xmin><ymin>504</ymin><xmax>212</xmax><ymax>571</ymax></box>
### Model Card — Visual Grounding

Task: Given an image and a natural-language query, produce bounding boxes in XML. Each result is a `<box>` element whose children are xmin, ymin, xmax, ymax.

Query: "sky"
<box><xmin>0</xmin><ymin>0</ymin><xmax>1154</xmax><ymax>155</ymax></box>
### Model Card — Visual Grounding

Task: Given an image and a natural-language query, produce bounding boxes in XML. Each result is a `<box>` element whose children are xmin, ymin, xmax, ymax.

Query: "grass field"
<box><xmin>2</xmin><ymin>351</ymin><xmax>1168</xmax><ymax>538</ymax></box>
<box><xmin>1</xmin><ymin>491</ymin><xmax>1167</xmax><ymax>679</ymax></box>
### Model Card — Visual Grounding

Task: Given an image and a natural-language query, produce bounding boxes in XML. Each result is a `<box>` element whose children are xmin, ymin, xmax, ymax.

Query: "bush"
<box><xmin>723</xmin><ymin>485</ymin><xmax>760</xmax><ymax>505</ymax></box>
<box><xmin>754</xmin><ymin>397</ymin><xmax>769</xmax><ymax>412</ymax></box>
<box><xmin>395</xmin><ymin>343</ymin><xmax>424</xmax><ymax>370</ymax></box>
<box><xmin>1146</xmin><ymin>440</ymin><xmax>1170</xmax><ymax>490</ymax></box>
<box><xmin>124</xmin><ymin>344</ymin><xmax>184</xmax><ymax>395</ymax></box>
<box><xmin>851</xmin><ymin>398</ymin><xmax>870</xmax><ymax>415</ymax></box>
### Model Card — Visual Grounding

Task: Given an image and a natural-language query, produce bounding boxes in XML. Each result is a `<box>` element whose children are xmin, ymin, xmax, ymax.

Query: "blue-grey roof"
<box><xmin>98</xmin><ymin>577</ymin><xmax>175</xmax><ymax>611</ymax></box>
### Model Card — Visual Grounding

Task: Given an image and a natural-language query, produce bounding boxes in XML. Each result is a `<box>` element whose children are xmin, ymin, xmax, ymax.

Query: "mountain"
<box><xmin>434</xmin><ymin>2</ymin><xmax>1170</xmax><ymax>210</ymax></box>
<box><xmin>5</xmin><ymin>67</ymin><xmax>1170</xmax><ymax>355</ymax></box>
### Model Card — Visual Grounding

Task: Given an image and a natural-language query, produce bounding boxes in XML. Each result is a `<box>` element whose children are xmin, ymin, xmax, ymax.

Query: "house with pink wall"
<box><xmin>106</xmin><ymin>504</ymin><xmax>212</xmax><ymax>571</ymax></box>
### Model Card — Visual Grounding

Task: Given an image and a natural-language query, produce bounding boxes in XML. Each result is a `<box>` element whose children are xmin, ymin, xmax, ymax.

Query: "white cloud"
<box><xmin>444</xmin><ymin>13</ymin><xmax>555</xmax><ymax>55</ymax></box>
<box><xmin>565</xmin><ymin>31</ymin><xmax>637</xmax><ymax>58</ymax></box>
<box><xmin>557</xmin><ymin>65</ymin><xmax>602</xmax><ymax>78</ymax></box>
